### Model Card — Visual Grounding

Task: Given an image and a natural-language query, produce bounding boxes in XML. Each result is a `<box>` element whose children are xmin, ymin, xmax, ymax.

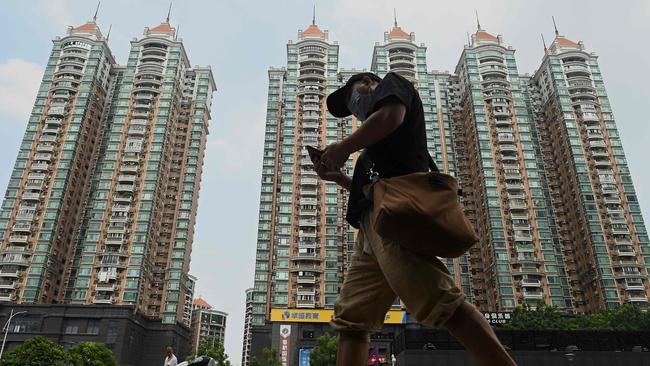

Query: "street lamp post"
<box><xmin>0</xmin><ymin>309</ymin><xmax>27</xmax><ymax>360</ymax></box>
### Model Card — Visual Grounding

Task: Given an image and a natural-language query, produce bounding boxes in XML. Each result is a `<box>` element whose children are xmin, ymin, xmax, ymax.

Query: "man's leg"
<box><xmin>336</xmin><ymin>331</ymin><xmax>369</xmax><ymax>366</ymax></box>
<box><xmin>360</xmin><ymin>212</ymin><xmax>516</xmax><ymax>365</ymax></box>
<box><xmin>444</xmin><ymin>301</ymin><xmax>517</xmax><ymax>366</ymax></box>
<box><xmin>331</xmin><ymin>228</ymin><xmax>396</xmax><ymax>366</ymax></box>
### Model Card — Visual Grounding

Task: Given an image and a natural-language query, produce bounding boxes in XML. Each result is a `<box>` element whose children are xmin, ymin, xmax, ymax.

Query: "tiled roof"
<box><xmin>555</xmin><ymin>36</ymin><xmax>580</xmax><ymax>48</ymax></box>
<box><xmin>72</xmin><ymin>21</ymin><xmax>98</xmax><ymax>33</ymax></box>
<box><xmin>476</xmin><ymin>30</ymin><xmax>498</xmax><ymax>41</ymax></box>
<box><xmin>150</xmin><ymin>22</ymin><xmax>173</xmax><ymax>33</ymax></box>
<box><xmin>388</xmin><ymin>26</ymin><xmax>410</xmax><ymax>39</ymax></box>
<box><xmin>193</xmin><ymin>297</ymin><xmax>212</xmax><ymax>309</ymax></box>
<box><xmin>302</xmin><ymin>24</ymin><xmax>325</xmax><ymax>37</ymax></box>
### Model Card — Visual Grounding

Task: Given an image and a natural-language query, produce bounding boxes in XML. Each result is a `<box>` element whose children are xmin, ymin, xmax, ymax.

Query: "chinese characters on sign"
<box><xmin>482</xmin><ymin>312</ymin><xmax>512</xmax><ymax>325</ymax></box>
<box><xmin>279</xmin><ymin>324</ymin><xmax>291</xmax><ymax>366</ymax></box>
<box><xmin>270</xmin><ymin>308</ymin><xmax>406</xmax><ymax>324</ymax></box>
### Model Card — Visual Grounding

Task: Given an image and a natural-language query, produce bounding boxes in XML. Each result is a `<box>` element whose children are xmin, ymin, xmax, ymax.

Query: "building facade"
<box><xmin>248</xmin><ymin>20</ymin><xmax>649</xmax><ymax>359</ymax></box>
<box><xmin>189</xmin><ymin>297</ymin><xmax>227</xmax><ymax>354</ymax></box>
<box><xmin>531</xmin><ymin>30</ymin><xmax>650</xmax><ymax>313</ymax></box>
<box><xmin>242</xmin><ymin>288</ymin><xmax>254</xmax><ymax>366</ymax></box>
<box><xmin>251</xmin><ymin>18</ymin><xmax>356</xmax><ymax>328</ymax></box>
<box><xmin>0</xmin><ymin>304</ymin><xmax>191</xmax><ymax>366</ymax></box>
<box><xmin>0</xmin><ymin>17</ymin><xmax>215</xmax><ymax>326</ymax></box>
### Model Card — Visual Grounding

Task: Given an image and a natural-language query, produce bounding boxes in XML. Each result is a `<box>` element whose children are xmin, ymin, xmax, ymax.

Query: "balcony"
<box><xmin>44</xmin><ymin>118</ymin><xmax>62</xmax><ymax>126</ymax></box>
<box><xmin>95</xmin><ymin>284</ymin><xmax>116</xmax><ymax>292</ymax></box>
<box><xmin>112</xmin><ymin>195</ymin><xmax>132</xmax><ymax>203</ymax></box>
<box><xmin>498</xmin><ymin>134</ymin><xmax>515</xmax><ymax>143</ymax></box>
<box><xmin>522</xmin><ymin>290</ymin><xmax>544</xmax><ymax>299</ymax></box>
<box><xmin>500</xmin><ymin>144</ymin><xmax>517</xmax><ymax>152</ymax></box>
<box><xmin>40</xmin><ymin>135</ymin><xmax>57</xmax><ymax>143</ymax></box>
<box><xmin>21</xmin><ymin>191</ymin><xmax>41</xmax><ymax>201</ymax></box>
<box><xmin>298</xmin><ymin>219</ymin><xmax>318</xmax><ymax>227</ymax></box>
<box><xmin>296</xmin><ymin>299</ymin><xmax>316</xmax><ymax>308</ymax></box>
<box><xmin>11</xmin><ymin>223</ymin><xmax>31</xmax><ymax>232</ymax></box>
<box><xmin>92</xmin><ymin>295</ymin><xmax>115</xmax><ymax>304</ymax></box>
<box><xmin>300</xmin><ymin>178</ymin><xmax>318</xmax><ymax>186</ymax></box>
<box><xmin>15</xmin><ymin>211</ymin><xmax>36</xmax><ymax>220</ymax></box>
<box><xmin>36</xmin><ymin>144</ymin><xmax>55</xmax><ymax>153</ymax></box>
<box><xmin>120</xmin><ymin>164</ymin><xmax>139</xmax><ymax>173</ymax></box>
<box><xmin>509</xmin><ymin>200</ymin><xmax>528</xmax><ymax>210</ymax></box>
<box><xmin>30</xmin><ymin>162</ymin><xmax>49</xmax><ymax>171</ymax></box>
<box><xmin>0</xmin><ymin>255</ymin><xmax>30</xmax><ymax>265</ymax></box>
<box><xmin>8</xmin><ymin>235</ymin><xmax>28</xmax><ymax>244</ymax></box>
<box><xmin>117</xmin><ymin>175</ymin><xmax>136</xmax><ymax>183</ymax></box>
<box><xmin>589</xmin><ymin>141</ymin><xmax>606</xmax><ymax>148</ymax></box>
<box><xmin>128</xmin><ymin>125</ymin><xmax>147</xmax><ymax>136</ymax></box>
<box><xmin>105</xmin><ymin>237</ymin><xmax>125</xmax><ymax>246</ymax></box>
<box><xmin>122</xmin><ymin>154</ymin><xmax>141</xmax><ymax>163</ymax></box>
<box><xmin>47</xmin><ymin>106</ymin><xmax>66</xmax><ymax>116</ymax></box>
<box><xmin>520</xmin><ymin>278</ymin><xmax>542</xmax><ymax>287</ymax></box>
<box><xmin>132</xmin><ymin>110</ymin><xmax>150</xmax><ymax>119</ymax></box>
<box><xmin>616</xmin><ymin>247</ymin><xmax>636</xmax><ymax>258</ymax></box>
<box><xmin>624</xmin><ymin>294</ymin><xmax>648</xmax><ymax>303</ymax></box>
<box><xmin>493</xmin><ymin>109</ymin><xmax>510</xmax><ymax>117</ymax></box>
<box><xmin>296</xmin><ymin>275</ymin><xmax>316</xmax><ymax>284</ymax></box>
<box><xmin>0</xmin><ymin>281</ymin><xmax>18</xmax><ymax>290</ymax></box>
<box><xmin>302</xmin><ymin>121</ymin><xmax>319</xmax><ymax>130</ymax></box>
<box><xmin>116</xmin><ymin>184</ymin><xmax>135</xmax><ymax>192</ymax></box>
<box><xmin>0</xmin><ymin>293</ymin><xmax>17</xmax><ymax>302</ymax></box>
<box><xmin>624</xmin><ymin>280</ymin><xmax>645</xmax><ymax>291</ymax></box>
<box><xmin>300</xmin><ymin>197</ymin><xmax>317</xmax><ymax>206</ymax></box>
<box><xmin>505</xmin><ymin>183</ymin><xmax>524</xmax><ymax>191</ymax></box>
<box><xmin>0</xmin><ymin>270</ymin><xmax>20</xmax><ymax>278</ymax></box>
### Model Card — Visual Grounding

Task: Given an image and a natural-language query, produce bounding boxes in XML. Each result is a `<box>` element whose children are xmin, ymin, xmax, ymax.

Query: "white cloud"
<box><xmin>0</xmin><ymin>59</ymin><xmax>44</xmax><ymax>121</ymax></box>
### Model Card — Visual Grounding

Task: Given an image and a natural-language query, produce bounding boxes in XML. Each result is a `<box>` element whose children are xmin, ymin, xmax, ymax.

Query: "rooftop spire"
<box><xmin>312</xmin><ymin>4</ymin><xmax>316</xmax><ymax>25</ymax></box>
<box><xmin>93</xmin><ymin>1</ymin><xmax>100</xmax><ymax>22</ymax></box>
<box><xmin>394</xmin><ymin>8</ymin><xmax>398</xmax><ymax>27</ymax></box>
<box><xmin>541</xmin><ymin>33</ymin><xmax>547</xmax><ymax>52</ymax></box>
<box><xmin>166</xmin><ymin>2</ymin><xmax>172</xmax><ymax>23</ymax></box>
<box><xmin>552</xmin><ymin>16</ymin><xmax>559</xmax><ymax>36</ymax></box>
<box><xmin>475</xmin><ymin>10</ymin><xmax>481</xmax><ymax>30</ymax></box>
<box><xmin>106</xmin><ymin>24</ymin><xmax>112</xmax><ymax>41</ymax></box>
<box><xmin>467</xmin><ymin>31</ymin><xmax>471</xmax><ymax>46</ymax></box>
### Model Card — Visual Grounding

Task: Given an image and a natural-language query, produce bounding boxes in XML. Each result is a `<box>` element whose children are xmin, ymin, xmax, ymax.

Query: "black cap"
<box><xmin>326</xmin><ymin>72</ymin><xmax>382</xmax><ymax>118</ymax></box>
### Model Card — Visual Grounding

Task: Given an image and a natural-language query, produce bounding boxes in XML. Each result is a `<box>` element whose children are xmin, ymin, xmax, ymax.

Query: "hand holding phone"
<box><xmin>306</xmin><ymin>146</ymin><xmax>322</xmax><ymax>166</ymax></box>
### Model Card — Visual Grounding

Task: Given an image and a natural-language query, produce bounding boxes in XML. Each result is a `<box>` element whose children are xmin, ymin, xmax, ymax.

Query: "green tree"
<box><xmin>502</xmin><ymin>303</ymin><xmax>650</xmax><ymax>331</ymax></box>
<box><xmin>249</xmin><ymin>347</ymin><xmax>281</xmax><ymax>366</ymax></box>
<box><xmin>188</xmin><ymin>337</ymin><xmax>231</xmax><ymax>366</ymax></box>
<box><xmin>69</xmin><ymin>342</ymin><xmax>116</xmax><ymax>366</ymax></box>
<box><xmin>310</xmin><ymin>333</ymin><xmax>338</xmax><ymax>366</ymax></box>
<box><xmin>0</xmin><ymin>336</ymin><xmax>69</xmax><ymax>366</ymax></box>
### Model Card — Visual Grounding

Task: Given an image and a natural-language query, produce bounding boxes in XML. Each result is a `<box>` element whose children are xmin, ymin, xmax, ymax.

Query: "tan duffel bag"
<box><xmin>368</xmin><ymin>165</ymin><xmax>478</xmax><ymax>258</ymax></box>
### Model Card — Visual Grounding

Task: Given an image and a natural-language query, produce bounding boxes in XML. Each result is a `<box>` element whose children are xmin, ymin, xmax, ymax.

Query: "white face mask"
<box><xmin>348</xmin><ymin>89</ymin><xmax>373</xmax><ymax>120</ymax></box>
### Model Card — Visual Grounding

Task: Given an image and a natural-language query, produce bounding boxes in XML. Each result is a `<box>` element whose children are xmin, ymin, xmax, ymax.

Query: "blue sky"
<box><xmin>1</xmin><ymin>1</ymin><xmax>649</xmax><ymax>364</ymax></box>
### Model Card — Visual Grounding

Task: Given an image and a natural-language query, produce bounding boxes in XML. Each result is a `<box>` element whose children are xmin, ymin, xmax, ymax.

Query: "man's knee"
<box><xmin>338</xmin><ymin>330</ymin><xmax>370</xmax><ymax>343</ymax></box>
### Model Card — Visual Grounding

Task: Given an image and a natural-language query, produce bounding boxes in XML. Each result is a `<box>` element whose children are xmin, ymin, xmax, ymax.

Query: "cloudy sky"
<box><xmin>1</xmin><ymin>0</ymin><xmax>649</xmax><ymax>364</ymax></box>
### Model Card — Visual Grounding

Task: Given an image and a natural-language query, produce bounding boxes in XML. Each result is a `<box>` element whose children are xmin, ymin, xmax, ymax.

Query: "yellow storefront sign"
<box><xmin>270</xmin><ymin>308</ymin><xmax>406</xmax><ymax>324</ymax></box>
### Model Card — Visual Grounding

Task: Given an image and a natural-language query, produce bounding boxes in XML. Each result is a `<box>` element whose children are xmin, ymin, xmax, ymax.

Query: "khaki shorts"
<box><xmin>331</xmin><ymin>210</ymin><xmax>465</xmax><ymax>335</ymax></box>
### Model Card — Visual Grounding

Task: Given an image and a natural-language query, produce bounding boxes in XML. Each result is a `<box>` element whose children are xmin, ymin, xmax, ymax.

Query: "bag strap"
<box><xmin>427</xmin><ymin>153</ymin><xmax>440</xmax><ymax>173</ymax></box>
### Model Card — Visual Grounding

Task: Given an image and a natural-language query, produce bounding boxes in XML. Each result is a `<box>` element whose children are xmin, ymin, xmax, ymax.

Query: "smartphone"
<box><xmin>306</xmin><ymin>146</ymin><xmax>322</xmax><ymax>166</ymax></box>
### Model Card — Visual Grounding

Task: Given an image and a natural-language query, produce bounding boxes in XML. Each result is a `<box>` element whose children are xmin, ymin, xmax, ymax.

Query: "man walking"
<box><xmin>164</xmin><ymin>345</ymin><xmax>178</xmax><ymax>366</ymax></box>
<box><xmin>317</xmin><ymin>71</ymin><xmax>517</xmax><ymax>366</ymax></box>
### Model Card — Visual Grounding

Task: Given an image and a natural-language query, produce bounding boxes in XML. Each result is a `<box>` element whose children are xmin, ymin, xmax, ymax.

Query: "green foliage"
<box><xmin>0</xmin><ymin>336</ymin><xmax>69</xmax><ymax>366</ymax></box>
<box><xmin>309</xmin><ymin>333</ymin><xmax>338</xmax><ymax>366</ymax></box>
<box><xmin>69</xmin><ymin>342</ymin><xmax>116</xmax><ymax>366</ymax></box>
<box><xmin>502</xmin><ymin>303</ymin><xmax>650</xmax><ymax>331</ymax></box>
<box><xmin>0</xmin><ymin>337</ymin><xmax>118</xmax><ymax>366</ymax></box>
<box><xmin>249</xmin><ymin>347</ymin><xmax>281</xmax><ymax>366</ymax></box>
<box><xmin>187</xmin><ymin>337</ymin><xmax>231</xmax><ymax>366</ymax></box>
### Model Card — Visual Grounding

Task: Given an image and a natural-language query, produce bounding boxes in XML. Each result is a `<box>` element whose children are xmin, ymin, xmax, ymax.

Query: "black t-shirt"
<box><xmin>346</xmin><ymin>72</ymin><xmax>438</xmax><ymax>228</ymax></box>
